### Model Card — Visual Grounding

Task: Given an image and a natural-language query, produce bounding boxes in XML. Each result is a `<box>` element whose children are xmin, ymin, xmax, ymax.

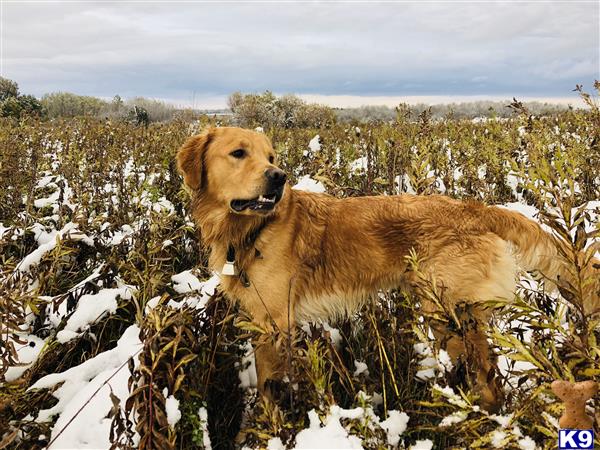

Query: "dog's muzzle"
<box><xmin>230</xmin><ymin>170</ymin><xmax>286</xmax><ymax>212</ymax></box>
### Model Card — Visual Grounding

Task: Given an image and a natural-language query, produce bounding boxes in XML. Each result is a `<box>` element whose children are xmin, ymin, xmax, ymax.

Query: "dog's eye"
<box><xmin>230</xmin><ymin>149</ymin><xmax>246</xmax><ymax>159</ymax></box>
<box><xmin>269</xmin><ymin>155</ymin><xmax>275</xmax><ymax>164</ymax></box>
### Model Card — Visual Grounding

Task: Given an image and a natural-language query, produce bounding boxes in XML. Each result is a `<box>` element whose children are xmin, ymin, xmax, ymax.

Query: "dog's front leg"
<box><xmin>254</xmin><ymin>311</ymin><xmax>296</xmax><ymax>397</ymax></box>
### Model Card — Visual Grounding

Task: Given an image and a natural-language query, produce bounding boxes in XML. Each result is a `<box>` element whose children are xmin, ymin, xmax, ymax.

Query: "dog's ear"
<box><xmin>177</xmin><ymin>129</ymin><xmax>214</xmax><ymax>191</ymax></box>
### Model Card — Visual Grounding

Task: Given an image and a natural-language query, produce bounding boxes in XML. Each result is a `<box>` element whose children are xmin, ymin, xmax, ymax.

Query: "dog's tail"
<box><xmin>486</xmin><ymin>206</ymin><xmax>599</xmax><ymax>314</ymax></box>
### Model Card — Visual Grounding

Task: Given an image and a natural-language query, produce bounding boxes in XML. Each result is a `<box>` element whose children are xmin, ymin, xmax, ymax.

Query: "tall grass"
<box><xmin>0</xmin><ymin>85</ymin><xmax>599</xmax><ymax>449</ymax></box>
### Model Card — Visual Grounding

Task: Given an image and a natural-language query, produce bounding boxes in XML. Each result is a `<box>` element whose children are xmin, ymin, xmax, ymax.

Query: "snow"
<box><xmin>0</xmin><ymin>222</ymin><xmax>9</xmax><ymax>239</ymax></box>
<box><xmin>437</xmin><ymin>349</ymin><xmax>453</xmax><ymax>372</ymax></box>
<box><xmin>414</xmin><ymin>343</ymin><xmax>442</xmax><ymax>381</ymax></box>
<box><xmin>4</xmin><ymin>334</ymin><xmax>46</xmax><ymax>382</ymax></box>
<box><xmin>542</xmin><ymin>411</ymin><xmax>560</xmax><ymax>429</ymax></box>
<box><xmin>294</xmin><ymin>407</ymin><xmax>363</xmax><ymax>449</ymax></box>
<box><xmin>353</xmin><ymin>360</ymin><xmax>369</xmax><ymax>376</ymax></box>
<box><xmin>350</xmin><ymin>156</ymin><xmax>368</xmax><ymax>173</ymax></box>
<box><xmin>36</xmin><ymin>174</ymin><xmax>56</xmax><ymax>188</ymax></box>
<box><xmin>518</xmin><ymin>436</ymin><xmax>537</xmax><ymax>450</ymax></box>
<box><xmin>34</xmin><ymin>190</ymin><xmax>60</xmax><ymax>208</ymax></box>
<box><xmin>132</xmin><ymin>191</ymin><xmax>176</xmax><ymax>215</ymax></box>
<box><xmin>499</xmin><ymin>202</ymin><xmax>541</xmax><ymax>222</ymax></box>
<box><xmin>30</xmin><ymin>325</ymin><xmax>142</xmax><ymax>449</ymax></box>
<box><xmin>238</xmin><ymin>341</ymin><xmax>258</xmax><ymax>388</ymax></box>
<box><xmin>395</xmin><ymin>174</ymin><xmax>416</xmax><ymax>194</ymax></box>
<box><xmin>16</xmin><ymin>222</ymin><xmax>94</xmax><ymax>273</ymax></box>
<box><xmin>292</xmin><ymin>175</ymin><xmax>326</xmax><ymax>193</ymax></box>
<box><xmin>491</xmin><ymin>430</ymin><xmax>508</xmax><ymax>448</ymax></box>
<box><xmin>169</xmin><ymin>272</ymin><xmax>220</xmax><ymax>309</ymax></box>
<box><xmin>491</xmin><ymin>413</ymin><xmax>513</xmax><ymax>428</ymax></box>
<box><xmin>109</xmin><ymin>224</ymin><xmax>135</xmax><ymax>246</ymax></box>
<box><xmin>172</xmin><ymin>269</ymin><xmax>204</xmax><ymax>293</ymax></box>
<box><xmin>268</xmin><ymin>437</ymin><xmax>285</xmax><ymax>450</ymax></box>
<box><xmin>165</xmin><ymin>394</ymin><xmax>181</xmax><ymax>427</ymax></box>
<box><xmin>145</xmin><ymin>296</ymin><xmax>161</xmax><ymax>314</ymax></box>
<box><xmin>380</xmin><ymin>410</ymin><xmax>409</xmax><ymax>446</ymax></box>
<box><xmin>433</xmin><ymin>384</ymin><xmax>470</xmax><ymax>409</ymax></box>
<box><xmin>415</xmin><ymin>360</ymin><xmax>438</xmax><ymax>381</ymax></box>
<box><xmin>44</xmin><ymin>265</ymin><xmax>106</xmax><ymax>328</ymax></box>
<box><xmin>322</xmin><ymin>322</ymin><xmax>342</xmax><ymax>347</ymax></box>
<box><xmin>439</xmin><ymin>410</ymin><xmax>468</xmax><ymax>427</ymax></box>
<box><xmin>198</xmin><ymin>407</ymin><xmax>212</xmax><ymax>449</ymax></box>
<box><xmin>414</xmin><ymin>342</ymin><xmax>431</xmax><ymax>356</ymax></box>
<box><xmin>153</xmin><ymin>197</ymin><xmax>176</xmax><ymax>214</ymax></box>
<box><xmin>31</xmin><ymin>223</ymin><xmax>56</xmax><ymax>245</ymax></box>
<box><xmin>56</xmin><ymin>286</ymin><xmax>134</xmax><ymax>343</ymax></box>
<box><xmin>410</xmin><ymin>439</ymin><xmax>433</xmax><ymax>450</ymax></box>
<box><xmin>308</xmin><ymin>135</ymin><xmax>321</xmax><ymax>152</ymax></box>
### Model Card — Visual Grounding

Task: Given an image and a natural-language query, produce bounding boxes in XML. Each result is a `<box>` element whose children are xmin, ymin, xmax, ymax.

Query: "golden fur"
<box><xmin>177</xmin><ymin>126</ymin><xmax>599</xmax><ymax>411</ymax></box>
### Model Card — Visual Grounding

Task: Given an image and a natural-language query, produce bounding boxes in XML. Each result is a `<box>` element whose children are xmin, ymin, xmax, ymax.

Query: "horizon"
<box><xmin>162</xmin><ymin>93</ymin><xmax>588</xmax><ymax>110</ymax></box>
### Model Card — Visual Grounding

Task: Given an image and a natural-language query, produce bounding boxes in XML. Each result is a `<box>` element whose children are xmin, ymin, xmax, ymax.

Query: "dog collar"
<box><xmin>221</xmin><ymin>218</ymin><xmax>272</xmax><ymax>287</ymax></box>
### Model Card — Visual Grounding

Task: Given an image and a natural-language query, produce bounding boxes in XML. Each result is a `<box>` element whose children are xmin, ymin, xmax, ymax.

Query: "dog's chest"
<box><xmin>212</xmin><ymin>244</ymin><xmax>294</xmax><ymax>319</ymax></box>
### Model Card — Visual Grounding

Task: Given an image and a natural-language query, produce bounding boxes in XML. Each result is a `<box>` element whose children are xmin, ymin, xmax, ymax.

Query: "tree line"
<box><xmin>0</xmin><ymin>76</ymin><xmax>575</xmax><ymax>126</ymax></box>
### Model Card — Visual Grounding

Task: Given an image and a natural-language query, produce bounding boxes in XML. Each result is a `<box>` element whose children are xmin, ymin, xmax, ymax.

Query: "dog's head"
<box><xmin>177</xmin><ymin>127</ymin><xmax>286</xmax><ymax>216</ymax></box>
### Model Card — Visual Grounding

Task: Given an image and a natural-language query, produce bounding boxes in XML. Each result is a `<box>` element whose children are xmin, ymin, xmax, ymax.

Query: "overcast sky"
<box><xmin>1</xmin><ymin>1</ymin><xmax>598</xmax><ymax>108</ymax></box>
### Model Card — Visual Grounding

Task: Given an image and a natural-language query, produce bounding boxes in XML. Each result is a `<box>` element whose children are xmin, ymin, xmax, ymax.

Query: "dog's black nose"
<box><xmin>265</xmin><ymin>167</ymin><xmax>287</xmax><ymax>187</ymax></box>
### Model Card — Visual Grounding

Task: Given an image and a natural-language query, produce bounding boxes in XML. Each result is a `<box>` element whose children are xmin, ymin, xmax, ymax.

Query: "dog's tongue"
<box><xmin>231</xmin><ymin>199</ymin><xmax>253</xmax><ymax>211</ymax></box>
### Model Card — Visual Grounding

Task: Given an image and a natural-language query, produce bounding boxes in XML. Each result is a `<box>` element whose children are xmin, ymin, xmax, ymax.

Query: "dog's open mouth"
<box><xmin>230</xmin><ymin>186</ymin><xmax>284</xmax><ymax>212</ymax></box>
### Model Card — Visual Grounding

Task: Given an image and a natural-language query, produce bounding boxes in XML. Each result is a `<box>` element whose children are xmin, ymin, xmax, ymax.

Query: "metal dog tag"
<box><xmin>222</xmin><ymin>261</ymin><xmax>237</xmax><ymax>276</ymax></box>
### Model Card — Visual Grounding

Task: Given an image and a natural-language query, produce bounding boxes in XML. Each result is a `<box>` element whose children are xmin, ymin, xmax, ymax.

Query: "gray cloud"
<box><xmin>2</xmin><ymin>1</ymin><xmax>598</xmax><ymax>106</ymax></box>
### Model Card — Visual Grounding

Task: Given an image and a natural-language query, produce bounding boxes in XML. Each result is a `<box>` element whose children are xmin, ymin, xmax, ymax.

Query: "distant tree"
<box><xmin>293</xmin><ymin>102</ymin><xmax>337</xmax><ymax>128</ymax></box>
<box><xmin>0</xmin><ymin>77</ymin><xmax>19</xmax><ymax>101</ymax></box>
<box><xmin>0</xmin><ymin>78</ymin><xmax>43</xmax><ymax>118</ymax></box>
<box><xmin>228</xmin><ymin>91</ymin><xmax>336</xmax><ymax>129</ymax></box>
<box><xmin>334</xmin><ymin>100</ymin><xmax>570</xmax><ymax>123</ymax></box>
<box><xmin>0</xmin><ymin>97</ymin><xmax>23</xmax><ymax>118</ymax></box>
<box><xmin>41</xmin><ymin>92</ymin><xmax>108</xmax><ymax>118</ymax></box>
<box><xmin>111</xmin><ymin>95</ymin><xmax>124</xmax><ymax>113</ymax></box>
<box><xmin>16</xmin><ymin>94</ymin><xmax>42</xmax><ymax>116</ymax></box>
<box><xmin>126</xmin><ymin>97</ymin><xmax>176</xmax><ymax>122</ymax></box>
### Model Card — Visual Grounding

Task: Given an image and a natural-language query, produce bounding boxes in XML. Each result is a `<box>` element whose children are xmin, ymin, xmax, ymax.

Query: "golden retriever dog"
<box><xmin>177</xmin><ymin>126</ymin><xmax>599</xmax><ymax>412</ymax></box>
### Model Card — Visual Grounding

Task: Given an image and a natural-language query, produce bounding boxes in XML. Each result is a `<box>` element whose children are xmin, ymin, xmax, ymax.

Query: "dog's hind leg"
<box><xmin>416</xmin><ymin>233</ymin><xmax>515</xmax><ymax>412</ymax></box>
<box><xmin>426</xmin><ymin>304</ymin><xmax>504</xmax><ymax>413</ymax></box>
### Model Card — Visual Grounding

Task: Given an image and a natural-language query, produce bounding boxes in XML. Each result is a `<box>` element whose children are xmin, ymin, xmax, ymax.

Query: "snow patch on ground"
<box><xmin>165</xmin><ymin>394</ymin><xmax>181</xmax><ymax>427</ymax></box>
<box><xmin>30</xmin><ymin>325</ymin><xmax>142</xmax><ymax>449</ymax></box>
<box><xmin>294</xmin><ymin>407</ymin><xmax>363</xmax><ymax>449</ymax></box>
<box><xmin>56</xmin><ymin>286</ymin><xmax>134</xmax><ymax>343</ymax></box>
<box><xmin>353</xmin><ymin>360</ymin><xmax>369</xmax><ymax>377</ymax></box>
<box><xmin>4</xmin><ymin>334</ymin><xmax>46</xmax><ymax>382</ymax></box>
<box><xmin>308</xmin><ymin>135</ymin><xmax>321</xmax><ymax>152</ymax></box>
<box><xmin>380</xmin><ymin>410</ymin><xmax>409</xmax><ymax>446</ymax></box>
<box><xmin>169</xmin><ymin>272</ymin><xmax>220</xmax><ymax>310</ymax></box>
<box><xmin>16</xmin><ymin>222</ymin><xmax>94</xmax><ymax>273</ymax></box>
<box><xmin>292</xmin><ymin>175</ymin><xmax>326</xmax><ymax>193</ymax></box>
<box><xmin>410</xmin><ymin>439</ymin><xmax>434</xmax><ymax>449</ymax></box>
<box><xmin>350</xmin><ymin>156</ymin><xmax>368</xmax><ymax>173</ymax></box>
<box><xmin>238</xmin><ymin>341</ymin><xmax>258</xmax><ymax>389</ymax></box>
<box><xmin>439</xmin><ymin>410</ymin><xmax>468</xmax><ymax>427</ymax></box>
<box><xmin>198</xmin><ymin>407</ymin><xmax>212</xmax><ymax>449</ymax></box>
<box><xmin>172</xmin><ymin>269</ymin><xmax>204</xmax><ymax>293</ymax></box>
<box><xmin>518</xmin><ymin>435</ymin><xmax>537</xmax><ymax>449</ymax></box>
<box><xmin>491</xmin><ymin>430</ymin><xmax>508</xmax><ymax>448</ymax></box>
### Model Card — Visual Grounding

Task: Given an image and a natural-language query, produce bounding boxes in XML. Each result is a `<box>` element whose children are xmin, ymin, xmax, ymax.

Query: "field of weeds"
<box><xmin>1</xmin><ymin>91</ymin><xmax>599</xmax><ymax>449</ymax></box>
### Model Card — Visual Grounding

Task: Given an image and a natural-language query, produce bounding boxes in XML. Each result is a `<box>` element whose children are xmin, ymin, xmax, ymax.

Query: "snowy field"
<box><xmin>1</xmin><ymin>113</ymin><xmax>599</xmax><ymax>449</ymax></box>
